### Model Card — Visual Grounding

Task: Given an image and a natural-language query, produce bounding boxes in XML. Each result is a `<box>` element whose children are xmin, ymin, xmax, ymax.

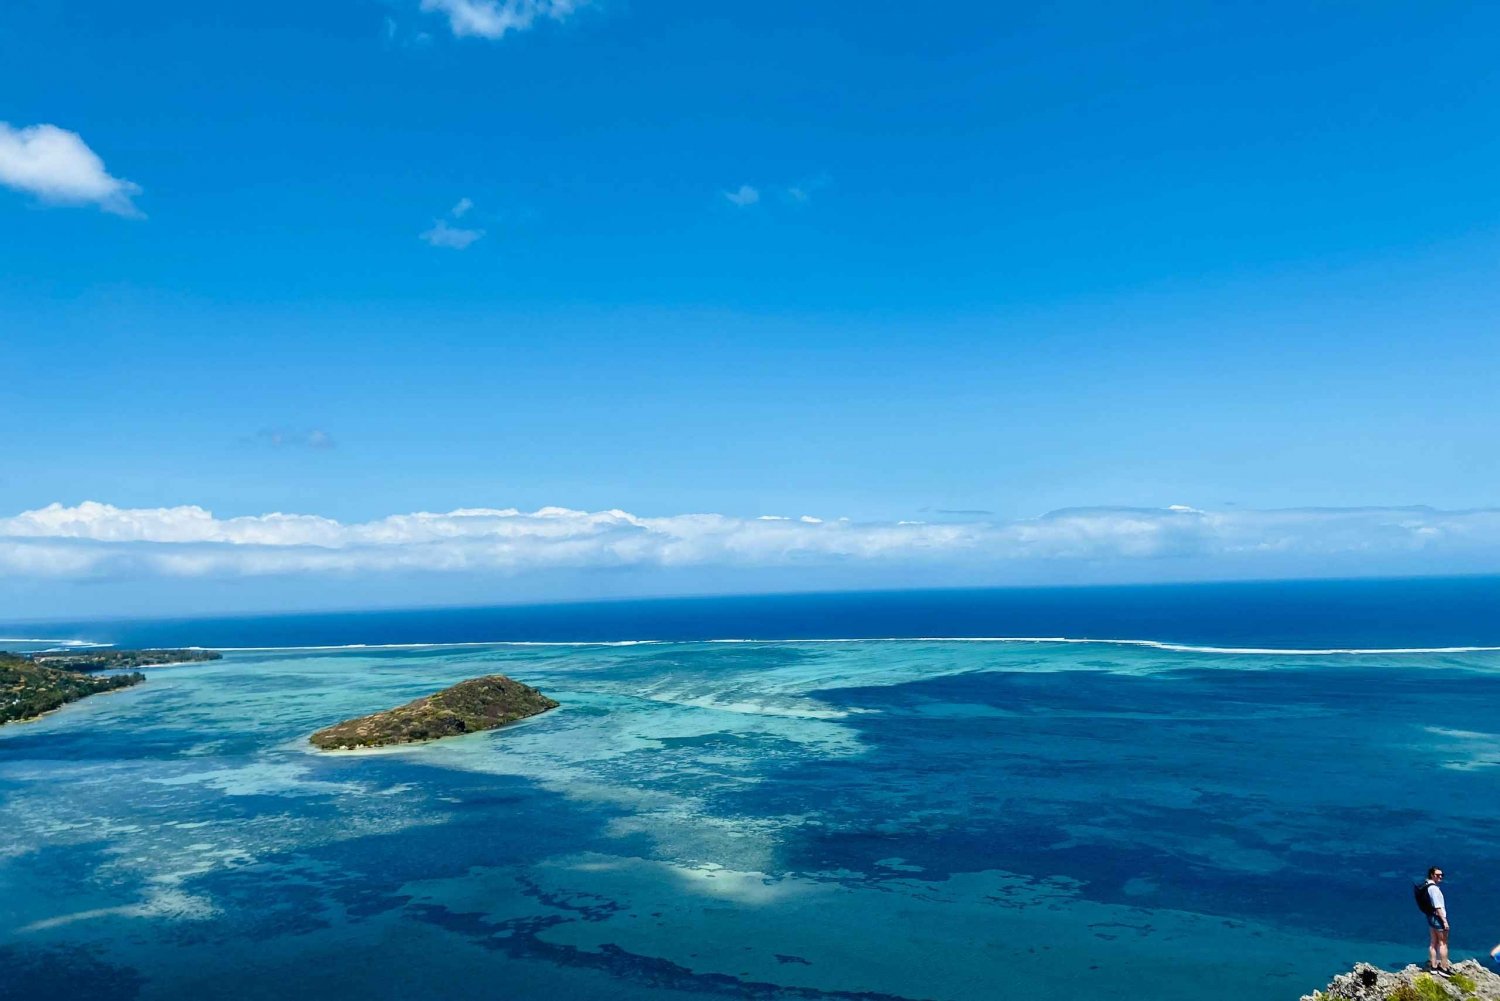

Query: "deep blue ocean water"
<box><xmin>13</xmin><ymin>576</ymin><xmax>1500</xmax><ymax>650</ymax></box>
<box><xmin>4</xmin><ymin>578</ymin><xmax>1500</xmax><ymax>1001</ymax></box>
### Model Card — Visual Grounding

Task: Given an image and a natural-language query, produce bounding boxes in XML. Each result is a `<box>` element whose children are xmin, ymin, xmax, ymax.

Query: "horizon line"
<box><xmin>5</xmin><ymin>570</ymin><xmax>1499</xmax><ymax>629</ymax></box>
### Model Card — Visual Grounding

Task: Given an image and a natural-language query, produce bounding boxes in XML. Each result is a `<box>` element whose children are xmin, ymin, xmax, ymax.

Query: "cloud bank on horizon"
<box><xmin>4</xmin><ymin>501</ymin><xmax>1498</xmax><ymax>581</ymax></box>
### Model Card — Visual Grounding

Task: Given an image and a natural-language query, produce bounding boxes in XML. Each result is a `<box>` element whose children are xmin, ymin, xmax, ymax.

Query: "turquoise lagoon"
<box><xmin>4</xmin><ymin>635</ymin><xmax>1500</xmax><ymax>1000</ymax></box>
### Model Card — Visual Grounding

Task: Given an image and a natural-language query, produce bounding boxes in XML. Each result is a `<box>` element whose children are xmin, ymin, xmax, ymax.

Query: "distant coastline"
<box><xmin>0</xmin><ymin>649</ymin><xmax>218</xmax><ymax>726</ymax></box>
<box><xmin>0</xmin><ymin>677</ymin><xmax>141</xmax><ymax>726</ymax></box>
<box><xmin>29</xmin><ymin>648</ymin><xmax>221</xmax><ymax>672</ymax></box>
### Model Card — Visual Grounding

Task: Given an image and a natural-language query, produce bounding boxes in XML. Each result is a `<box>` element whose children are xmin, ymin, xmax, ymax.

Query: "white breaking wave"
<box><xmin>897</xmin><ymin>637</ymin><xmax>1500</xmax><ymax>656</ymax></box>
<box><xmin>209</xmin><ymin>640</ymin><xmax>665</xmax><ymax>652</ymax></box>
<box><xmin>198</xmin><ymin>637</ymin><xmax>1500</xmax><ymax>656</ymax></box>
<box><xmin>0</xmin><ymin>637</ymin><xmax>109</xmax><ymax>648</ymax></box>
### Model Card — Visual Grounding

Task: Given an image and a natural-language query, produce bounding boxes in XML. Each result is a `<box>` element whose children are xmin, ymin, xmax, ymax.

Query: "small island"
<box><xmin>309</xmin><ymin>674</ymin><xmax>559</xmax><ymax>750</ymax></box>
<box><xmin>1</xmin><ymin>652</ymin><xmax>146</xmax><ymax>725</ymax></box>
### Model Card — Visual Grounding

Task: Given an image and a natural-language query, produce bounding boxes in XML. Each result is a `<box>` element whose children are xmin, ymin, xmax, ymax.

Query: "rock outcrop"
<box><xmin>1303</xmin><ymin>960</ymin><xmax>1500</xmax><ymax>1001</ymax></box>
<box><xmin>309</xmin><ymin>674</ymin><xmax>559</xmax><ymax>750</ymax></box>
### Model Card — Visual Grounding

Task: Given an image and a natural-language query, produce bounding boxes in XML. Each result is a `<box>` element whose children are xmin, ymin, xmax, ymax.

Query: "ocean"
<box><xmin>3</xmin><ymin>577</ymin><xmax>1500</xmax><ymax>1000</ymax></box>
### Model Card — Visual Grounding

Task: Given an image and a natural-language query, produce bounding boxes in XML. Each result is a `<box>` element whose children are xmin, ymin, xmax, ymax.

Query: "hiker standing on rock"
<box><xmin>1420</xmin><ymin>866</ymin><xmax>1452</xmax><ymax>975</ymax></box>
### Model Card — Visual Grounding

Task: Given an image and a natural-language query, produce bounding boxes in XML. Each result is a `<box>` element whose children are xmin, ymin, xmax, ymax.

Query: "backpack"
<box><xmin>1414</xmin><ymin>881</ymin><xmax>1436</xmax><ymax>915</ymax></box>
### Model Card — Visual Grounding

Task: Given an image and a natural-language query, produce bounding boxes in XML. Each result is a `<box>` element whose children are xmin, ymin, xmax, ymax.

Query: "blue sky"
<box><xmin>2</xmin><ymin>1</ymin><xmax>1498</xmax><ymax>618</ymax></box>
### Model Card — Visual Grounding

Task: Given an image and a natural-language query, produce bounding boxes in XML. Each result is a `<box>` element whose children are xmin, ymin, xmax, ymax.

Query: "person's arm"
<box><xmin>1437</xmin><ymin>905</ymin><xmax>1449</xmax><ymax>930</ymax></box>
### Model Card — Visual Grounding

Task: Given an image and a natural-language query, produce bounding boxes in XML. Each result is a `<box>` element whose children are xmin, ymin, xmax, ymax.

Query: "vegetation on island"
<box><xmin>29</xmin><ymin>648</ymin><xmax>221</xmax><ymax>672</ymax></box>
<box><xmin>1</xmin><ymin>652</ymin><xmax>145</xmax><ymax>725</ymax></box>
<box><xmin>309</xmin><ymin>674</ymin><xmax>559</xmax><ymax>750</ymax></box>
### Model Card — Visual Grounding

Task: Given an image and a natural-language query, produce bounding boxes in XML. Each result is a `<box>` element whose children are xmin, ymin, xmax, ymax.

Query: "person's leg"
<box><xmin>1431</xmin><ymin>927</ymin><xmax>1442</xmax><ymax>969</ymax></box>
<box><xmin>1437</xmin><ymin>928</ymin><xmax>1451</xmax><ymax>970</ymax></box>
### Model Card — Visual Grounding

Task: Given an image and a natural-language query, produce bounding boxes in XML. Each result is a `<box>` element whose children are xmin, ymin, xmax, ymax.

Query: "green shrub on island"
<box><xmin>1393</xmin><ymin>977</ymin><xmax>1453</xmax><ymax>1001</ymax></box>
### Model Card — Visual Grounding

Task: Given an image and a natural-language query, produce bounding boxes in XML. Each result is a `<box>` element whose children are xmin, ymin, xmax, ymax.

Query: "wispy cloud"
<box><xmin>4</xmin><ymin>502</ymin><xmax>1500</xmax><ymax>581</ymax></box>
<box><xmin>724</xmin><ymin>176</ymin><xmax>828</xmax><ymax>209</ymax></box>
<box><xmin>419</xmin><ymin>0</ymin><xmax>582</xmax><ymax>40</ymax></box>
<box><xmin>723</xmin><ymin>184</ymin><xmax>760</xmax><ymax>208</ymax></box>
<box><xmin>251</xmin><ymin>428</ymin><xmax>336</xmax><ymax>450</ymax></box>
<box><xmin>420</xmin><ymin>218</ymin><xmax>484</xmax><ymax>248</ymax></box>
<box><xmin>420</xmin><ymin>197</ymin><xmax>484</xmax><ymax>249</ymax></box>
<box><xmin>783</xmin><ymin>173</ymin><xmax>830</xmax><ymax>204</ymax></box>
<box><xmin>0</xmin><ymin>122</ymin><xmax>142</xmax><ymax>217</ymax></box>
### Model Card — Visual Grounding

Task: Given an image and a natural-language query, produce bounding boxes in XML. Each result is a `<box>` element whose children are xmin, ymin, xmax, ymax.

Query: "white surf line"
<box><xmin>208</xmin><ymin>640</ymin><xmax>666</xmax><ymax>652</ymax></box>
<box><xmin>649</xmin><ymin>636</ymin><xmax>1500</xmax><ymax>654</ymax></box>
<box><xmin>198</xmin><ymin>637</ymin><xmax>1500</xmax><ymax>656</ymax></box>
<box><xmin>897</xmin><ymin>637</ymin><xmax>1500</xmax><ymax>656</ymax></box>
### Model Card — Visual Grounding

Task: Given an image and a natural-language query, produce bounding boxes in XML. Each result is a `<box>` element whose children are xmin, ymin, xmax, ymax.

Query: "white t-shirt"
<box><xmin>1428</xmin><ymin>883</ymin><xmax>1446</xmax><ymax>913</ymax></box>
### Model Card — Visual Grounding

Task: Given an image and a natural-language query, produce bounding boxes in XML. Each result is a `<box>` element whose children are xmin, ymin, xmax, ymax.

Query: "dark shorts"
<box><xmin>1428</xmin><ymin>913</ymin><xmax>1447</xmax><ymax>931</ymax></box>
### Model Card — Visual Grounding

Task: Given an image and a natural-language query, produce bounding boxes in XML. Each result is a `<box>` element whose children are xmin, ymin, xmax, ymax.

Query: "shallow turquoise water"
<box><xmin>4</xmin><ymin>639</ymin><xmax>1499</xmax><ymax>1000</ymax></box>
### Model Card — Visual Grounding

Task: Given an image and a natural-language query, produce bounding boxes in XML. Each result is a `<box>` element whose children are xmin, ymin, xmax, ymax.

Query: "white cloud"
<box><xmin>0</xmin><ymin>122</ymin><xmax>142</xmax><ymax>216</ymax></box>
<box><xmin>4</xmin><ymin>501</ymin><xmax>1500</xmax><ymax>581</ymax></box>
<box><xmin>723</xmin><ymin>184</ymin><xmax>760</xmax><ymax>208</ymax></box>
<box><xmin>252</xmin><ymin>428</ymin><xmax>336</xmax><ymax>450</ymax></box>
<box><xmin>420</xmin><ymin>218</ymin><xmax>484</xmax><ymax>249</ymax></box>
<box><xmin>420</xmin><ymin>198</ymin><xmax>485</xmax><ymax>248</ymax></box>
<box><xmin>420</xmin><ymin>0</ymin><xmax>581</xmax><ymax>40</ymax></box>
<box><xmin>727</xmin><ymin>177</ymin><xmax>828</xmax><ymax>208</ymax></box>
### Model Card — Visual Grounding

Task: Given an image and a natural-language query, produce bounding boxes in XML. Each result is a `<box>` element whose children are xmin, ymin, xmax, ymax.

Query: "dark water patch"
<box><xmin>407</xmin><ymin>901</ymin><xmax>935</xmax><ymax>1001</ymax></box>
<box><xmin>704</xmin><ymin>665</ymin><xmax>1500</xmax><ymax>944</ymax></box>
<box><xmin>657</xmin><ymin>732</ymin><xmax>761</xmax><ymax>750</ymax></box>
<box><xmin>0</xmin><ymin>943</ymin><xmax>145</xmax><ymax>1001</ymax></box>
<box><xmin>441</xmin><ymin>792</ymin><xmax>532</xmax><ymax>809</ymax></box>
<box><xmin>0</xmin><ymin>843</ymin><xmax>128</xmax><ymax>912</ymax></box>
<box><xmin>517</xmin><ymin>873</ymin><xmax>624</xmax><ymax>923</ymax></box>
<box><xmin>181</xmin><ymin>867</ymin><xmax>336</xmax><ymax>945</ymax></box>
<box><xmin>0</xmin><ymin>724</ymin><xmax>223</xmax><ymax>762</ymax></box>
<box><xmin>151</xmin><ymin>763</ymin><xmax>647</xmax><ymax>950</ymax></box>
